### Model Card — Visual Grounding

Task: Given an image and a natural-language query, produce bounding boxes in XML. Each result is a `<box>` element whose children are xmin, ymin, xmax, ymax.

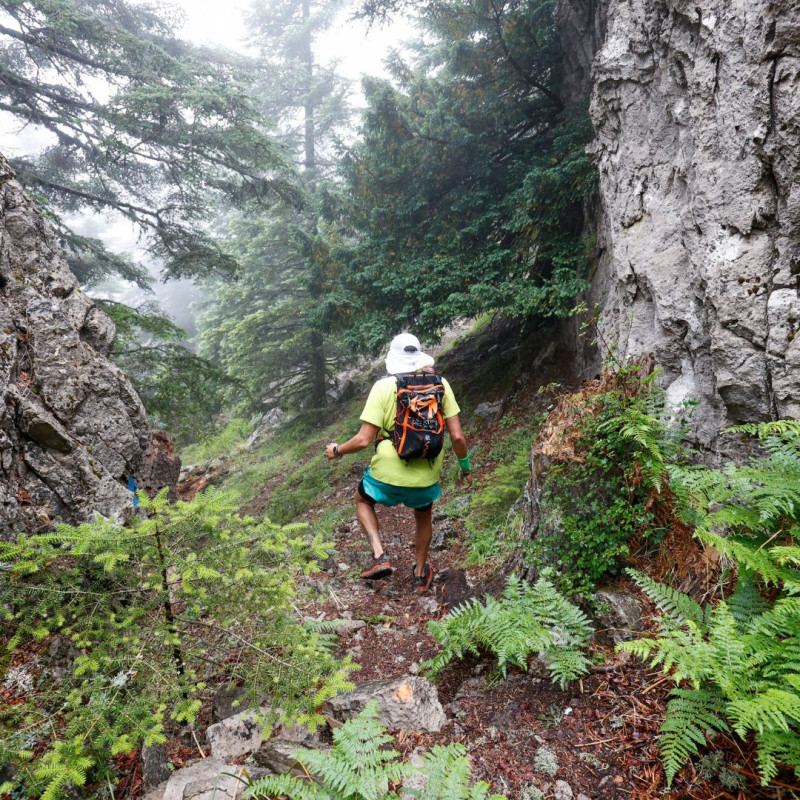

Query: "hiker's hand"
<box><xmin>458</xmin><ymin>470</ymin><xmax>473</xmax><ymax>489</ymax></box>
<box><xmin>325</xmin><ymin>443</ymin><xmax>340</xmax><ymax>460</ymax></box>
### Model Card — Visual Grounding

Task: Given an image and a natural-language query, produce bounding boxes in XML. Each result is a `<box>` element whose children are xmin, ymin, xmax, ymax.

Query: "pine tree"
<box><xmin>196</xmin><ymin>0</ymin><xmax>352</xmax><ymax>412</ymax></box>
<box><xmin>333</xmin><ymin>0</ymin><xmax>597</xmax><ymax>350</ymax></box>
<box><xmin>0</xmin><ymin>0</ymin><xmax>292</xmax><ymax>284</ymax></box>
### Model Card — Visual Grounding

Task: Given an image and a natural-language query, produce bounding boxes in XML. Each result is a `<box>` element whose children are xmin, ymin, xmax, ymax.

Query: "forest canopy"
<box><xmin>1</xmin><ymin>0</ymin><xmax>597</xmax><ymax>428</ymax></box>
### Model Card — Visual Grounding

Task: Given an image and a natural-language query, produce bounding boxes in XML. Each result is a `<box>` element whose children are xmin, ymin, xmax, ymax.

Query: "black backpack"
<box><xmin>390</xmin><ymin>371</ymin><xmax>446</xmax><ymax>463</ymax></box>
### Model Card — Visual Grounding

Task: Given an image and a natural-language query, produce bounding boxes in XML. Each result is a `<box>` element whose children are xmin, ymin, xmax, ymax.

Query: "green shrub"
<box><xmin>0</xmin><ymin>489</ymin><xmax>354</xmax><ymax>800</ymax></box>
<box><xmin>463</xmin><ymin>414</ymin><xmax>546</xmax><ymax>565</ymax></box>
<box><xmin>525</xmin><ymin>369</ymin><xmax>681</xmax><ymax>594</ymax></box>
<box><xmin>244</xmin><ymin>701</ymin><xmax>506</xmax><ymax>800</ymax></box>
<box><xmin>620</xmin><ymin>421</ymin><xmax>800</xmax><ymax>786</ymax></box>
<box><xmin>180</xmin><ymin>417</ymin><xmax>253</xmax><ymax>464</ymax></box>
<box><xmin>424</xmin><ymin>576</ymin><xmax>592</xmax><ymax>687</ymax></box>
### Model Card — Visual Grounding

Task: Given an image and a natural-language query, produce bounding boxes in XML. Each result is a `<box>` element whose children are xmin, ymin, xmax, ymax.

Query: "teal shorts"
<box><xmin>359</xmin><ymin>467</ymin><xmax>442</xmax><ymax>511</ymax></box>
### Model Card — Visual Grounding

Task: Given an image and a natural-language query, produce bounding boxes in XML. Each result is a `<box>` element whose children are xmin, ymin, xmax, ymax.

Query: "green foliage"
<box><xmin>1</xmin><ymin>0</ymin><xmax>291</xmax><ymax>284</ymax></box>
<box><xmin>333</xmin><ymin>0</ymin><xmax>597</xmax><ymax>349</ymax></box>
<box><xmin>445</xmin><ymin>414</ymin><xmax>544</xmax><ymax>565</ymax></box>
<box><xmin>244</xmin><ymin>701</ymin><xmax>506</xmax><ymax>800</ymax></box>
<box><xmin>621</xmin><ymin>421</ymin><xmax>800</xmax><ymax>786</ymax></box>
<box><xmin>465</xmin><ymin>447</ymin><xmax>531</xmax><ymax>565</ymax></box>
<box><xmin>671</xmin><ymin>419</ymin><xmax>800</xmax><ymax>585</ymax></box>
<box><xmin>424</xmin><ymin>576</ymin><xmax>592</xmax><ymax>688</ymax></box>
<box><xmin>180</xmin><ymin>418</ymin><xmax>254</xmax><ymax>464</ymax></box>
<box><xmin>196</xmin><ymin>207</ymin><xmax>347</xmax><ymax>413</ymax></box>
<box><xmin>98</xmin><ymin>300</ymin><xmax>230</xmax><ymax>442</ymax></box>
<box><xmin>195</xmin><ymin>0</ymin><xmax>353</xmax><ymax>412</ymax></box>
<box><xmin>0</xmin><ymin>489</ymin><xmax>354</xmax><ymax>800</ymax></box>
<box><xmin>525</xmin><ymin>370</ymin><xmax>680</xmax><ymax>594</ymax></box>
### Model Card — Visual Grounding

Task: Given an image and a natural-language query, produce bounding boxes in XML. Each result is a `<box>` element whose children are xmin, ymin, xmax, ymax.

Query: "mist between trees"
<box><xmin>0</xmin><ymin>0</ymin><xmax>596</xmax><ymax>442</ymax></box>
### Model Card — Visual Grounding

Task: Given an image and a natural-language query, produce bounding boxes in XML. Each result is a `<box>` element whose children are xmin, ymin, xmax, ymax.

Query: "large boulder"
<box><xmin>592</xmin><ymin>590</ymin><xmax>644</xmax><ymax>646</ymax></box>
<box><xmin>159</xmin><ymin>760</ymin><xmax>254</xmax><ymax>800</ymax></box>
<box><xmin>253</xmin><ymin>723</ymin><xmax>327</xmax><ymax>775</ymax></box>
<box><xmin>0</xmin><ymin>155</ymin><xmax>171</xmax><ymax>537</ymax></box>
<box><xmin>324</xmin><ymin>676</ymin><xmax>447</xmax><ymax>732</ymax></box>
<box><xmin>206</xmin><ymin>708</ymin><xmax>266</xmax><ymax>761</ymax></box>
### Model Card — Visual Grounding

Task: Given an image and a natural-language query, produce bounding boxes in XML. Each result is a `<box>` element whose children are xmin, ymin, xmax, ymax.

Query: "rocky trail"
<box><xmin>149</xmin><ymin>324</ymin><xmax>787</xmax><ymax>800</ymax></box>
<box><xmin>290</xmin><ymin>504</ymin><xmax>672</xmax><ymax>800</ymax></box>
<box><xmin>157</xmin><ymin>337</ymin><xmax>784</xmax><ymax>800</ymax></box>
<box><xmin>289</xmin><ymin>494</ymin><xmax>786</xmax><ymax>800</ymax></box>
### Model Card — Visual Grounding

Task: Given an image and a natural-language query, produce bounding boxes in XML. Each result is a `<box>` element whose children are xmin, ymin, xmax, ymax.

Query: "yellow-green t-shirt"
<box><xmin>360</xmin><ymin>375</ymin><xmax>461</xmax><ymax>488</ymax></box>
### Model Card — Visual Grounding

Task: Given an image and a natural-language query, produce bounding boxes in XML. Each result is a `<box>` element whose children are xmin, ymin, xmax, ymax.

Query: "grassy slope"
<box><xmin>178</xmin><ymin>317</ymin><xmax>574</xmax><ymax>572</ymax></box>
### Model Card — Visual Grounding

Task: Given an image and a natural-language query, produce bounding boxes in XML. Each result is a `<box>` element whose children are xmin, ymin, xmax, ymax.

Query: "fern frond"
<box><xmin>659</xmin><ymin>688</ymin><xmax>728</xmax><ymax>786</ymax></box>
<box><xmin>753</xmin><ymin>729</ymin><xmax>800</xmax><ymax>784</ymax></box>
<box><xmin>727</xmin><ymin>570</ymin><xmax>769</xmax><ymax>631</ymax></box>
<box><xmin>627</xmin><ymin>569</ymin><xmax>706</xmax><ymax>627</ymax></box>
<box><xmin>245</xmin><ymin>772</ymin><xmax>329</xmax><ymax>799</ymax></box>
<box><xmin>727</xmin><ymin>689</ymin><xmax>800</xmax><ymax>737</ymax></box>
<box><xmin>425</xmin><ymin>577</ymin><xmax>591</xmax><ymax>685</ymax></box>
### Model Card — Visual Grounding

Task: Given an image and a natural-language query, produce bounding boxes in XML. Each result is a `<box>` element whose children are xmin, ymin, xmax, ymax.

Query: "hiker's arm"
<box><xmin>445</xmin><ymin>415</ymin><xmax>468</xmax><ymax>458</ymax></box>
<box><xmin>326</xmin><ymin>422</ymin><xmax>380</xmax><ymax>460</ymax></box>
<box><xmin>446</xmin><ymin>415</ymin><xmax>473</xmax><ymax>487</ymax></box>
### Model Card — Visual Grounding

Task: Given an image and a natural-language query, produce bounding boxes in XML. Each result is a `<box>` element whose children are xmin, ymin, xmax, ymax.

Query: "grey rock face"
<box><xmin>0</xmin><ymin>156</ymin><xmax>156</xmax><ymax>537</ymax></box>
<box><xmin>324</xmin><ymin>676</ymin><xmax>447</xmax><ymax>732</ymax></box>
<box><xmin>212</xmin><ymin>685</ymin><xmax>248</xmax><ymax>723</ymax></box>
<box><xmin>474</xmin><ymin>401</ymin><xmax>503</xmax><ymax>423</ymax></box>
<box><xmin>593</xmin><ymin>590</ymin><xmax>643</xmax><ymax>645</ymax></box>
<box><xmin>253</xmin><ymin>724</ymin><xmax>326</xmax><ymax>775</ymax></box>
<box><xmin>557</xmin><ymin>0</ymin><xmax>800</xmax><ymax>445</ymax></box>
<box><xmin>160</xmin><ymin>759</ymin><xmax>250</xmax><ymax>800</ymax></box>
<box><xmin>140</xmin><ymin>744</ymin><xmax>171</xmax><ymax>789</ymax></box>
<box><xmin>206</xmin><ymin>708</ymin><xmax>266</xmax><ymax>761</ymax></box>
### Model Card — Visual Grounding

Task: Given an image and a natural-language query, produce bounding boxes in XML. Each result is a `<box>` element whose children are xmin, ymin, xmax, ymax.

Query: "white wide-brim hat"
<box><xmin>385</xmin><ymin>332</ymin><xmax>435</xmax><ymax>375</ymax></box>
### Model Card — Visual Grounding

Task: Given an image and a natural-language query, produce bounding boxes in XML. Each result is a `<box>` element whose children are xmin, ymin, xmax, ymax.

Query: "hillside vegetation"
<box><xmin>1</xmin><ymin>0</ymin><xmax>799</xmax><ymax>798</ymax></box>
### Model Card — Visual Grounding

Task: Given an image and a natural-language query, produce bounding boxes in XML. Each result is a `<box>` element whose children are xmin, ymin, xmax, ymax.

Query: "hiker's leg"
<box><xmin>413</xmin><ymin>506</ymin><xmax>433</xmax><ymax>577</ymax></box>
<box><xmin>356</xmin><ymin>488</ymin><xmax>385</xmax><ymax>558</ymax></box>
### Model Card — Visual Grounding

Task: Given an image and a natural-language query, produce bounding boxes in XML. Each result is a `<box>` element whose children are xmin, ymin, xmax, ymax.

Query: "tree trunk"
<box><xmin>302</xmin><ymin>0</ymin><xmax>315</xmax><ymax>183</ymax></box>
<box><xmin>302</xmin><ymin>0</ymin><xmax>326</xmax><ymax>409</ymax></box>
<box><xmin>309</xmin><ymin>327</ymin><xmax>327</xmax><ymax>409</ymax></box>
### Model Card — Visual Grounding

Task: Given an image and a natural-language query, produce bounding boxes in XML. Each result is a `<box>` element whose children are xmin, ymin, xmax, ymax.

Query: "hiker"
<box><xmin>325</xmin><ymin>333</ymin><xmax>472</xmax><ymax>592</ymax></box>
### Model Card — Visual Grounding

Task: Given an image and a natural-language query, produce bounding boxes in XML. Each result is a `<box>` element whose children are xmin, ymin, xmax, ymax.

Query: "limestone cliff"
<box><xmin>559</xmin><ymin>0</ymin><xmax>800</xmax><ymax>446</ymax></box>
<box><xmin>0</xmin><ymin>157</ymin><xmax>175</xmax><ymax>538</ymax></box>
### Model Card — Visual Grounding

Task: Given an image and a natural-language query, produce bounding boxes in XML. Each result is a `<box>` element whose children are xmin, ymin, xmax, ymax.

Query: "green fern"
<box><xmin>424</xmin><ymin>576</ymin><xmax>592</xmax><ymax>688</ymax></box>
<box><xmin>622</xmin><ymin>420</ymin><xmax>800</xmax><ymax>787</ymax></box>
<box><xmin>244</xmin><ymin>702</ymin><xmax>505</xmax><ymax>800</ymax></box>
<box><xmin>658</xmin><ymin>688</ymin><xmax>729</xmax><ymax>785</ymax></box>
<box><xmin>624</xmin><ymin>570</ymin><xmax>707</xmax><ymax>629</ymax></box>
<box><xmin>417</xmin><ymin>744</ymin><xmax>506</xmax><ymax>800</ymax></box>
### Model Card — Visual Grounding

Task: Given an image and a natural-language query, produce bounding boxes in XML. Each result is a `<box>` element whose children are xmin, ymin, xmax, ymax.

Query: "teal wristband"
<box><xmin>457</xmin><ymin>454</ymin><xmax>471</xmax><ymax>472</ymax></box>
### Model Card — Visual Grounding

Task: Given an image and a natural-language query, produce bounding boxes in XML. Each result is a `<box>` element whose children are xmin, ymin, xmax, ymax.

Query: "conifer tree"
<box><xmin>0</xmin><ymin>489</ymin><xmax>354</xmax><ymax>800</ymax></box>
<box><xmin>0</xmin><ymin>0</ymin><xmax>291</xmax><ymax>284</ymax></box>
<box><xmin>196</xmin><ymin>0</ymin><xmax>352</xmax><ymax>412</ymax></box>
<box><xmin>334</xmin><ymin>0</ymin><xmax>596</xmax><ymax>349</ymax></box>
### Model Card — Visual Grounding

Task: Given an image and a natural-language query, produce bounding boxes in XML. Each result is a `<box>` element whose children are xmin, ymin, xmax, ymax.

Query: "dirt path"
<box><xmin>298</xmin><ymin>500</ymin><xmax>676</xmax><ymax>800</ymax></box>
<box><xmin>226</xmin><ymin>320</ymin><xmax>776</xmax><ymax>799</ymax></box>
